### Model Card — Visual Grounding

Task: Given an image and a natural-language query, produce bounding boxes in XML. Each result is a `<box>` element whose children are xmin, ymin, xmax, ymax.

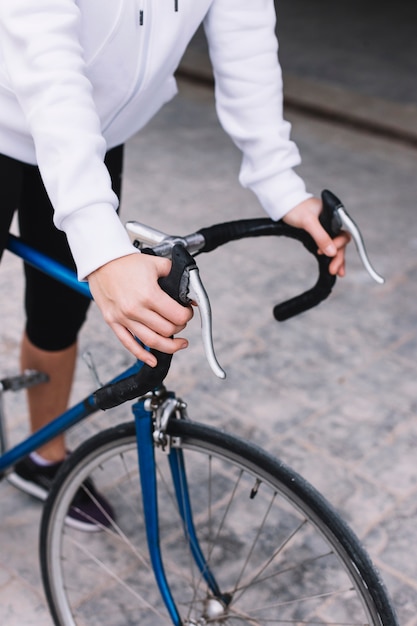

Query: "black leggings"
<box><xmin>0</xmin><ymin>145</ymin><xmax>124</xmax><ymax>351</ymax></box>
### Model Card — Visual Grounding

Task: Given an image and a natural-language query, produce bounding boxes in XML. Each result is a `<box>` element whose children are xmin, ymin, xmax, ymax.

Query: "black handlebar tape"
<box><xmin>197</xmin><ymin>189</ymin><xmax>343</xmax><ymax>322</ymax></box>
<box><xmin>93</xmin><ymin>245</ymin><xmax>195</xmax><ymax>411</ymax></box>
<box><xmin>275</xmin><ymin>190</ymin><xmax>342</xmax><ymax>320</ymax></box>
<box><xmin>273</xmin><ymin>255</ymin><xmax>335</xmax><ymax>321</ymax></box>
<box><xmin>197</xmin><ymin>219</ymin><xmax>285</xmax><ymax>253</ymax></box>
<box><xmin>275</xmin><ymin>190</ymin><xmax>341</xmax><ymax>320</ymax></box>
<box><xmin>93</xmin><ymin>351</ymin><xmax>173</xmax><ymax>410</ymax></box>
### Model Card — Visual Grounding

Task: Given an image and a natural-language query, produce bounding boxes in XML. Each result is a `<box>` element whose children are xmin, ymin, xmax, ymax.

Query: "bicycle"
<box><xmin>0</xmin><ymin>189</ymin><xmax>397</xmax><ymax>626</ymax></box>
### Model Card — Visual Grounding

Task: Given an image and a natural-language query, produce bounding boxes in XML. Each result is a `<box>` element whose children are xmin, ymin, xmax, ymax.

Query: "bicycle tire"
<box><xmin>40</xmin><ymin>419</ymin><xmax>397</xmax><ymax>626</ymax></box>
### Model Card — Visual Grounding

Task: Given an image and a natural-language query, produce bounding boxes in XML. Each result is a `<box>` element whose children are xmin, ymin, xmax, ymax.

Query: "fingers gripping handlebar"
<box><xmin>93</xmin><ymin>245</ymin><xmax>224</xmax><ymax>410</ymax></box>
<box><xmin>197</xmin><ymin>189</ymin><xmax>384</xmax><ymax>320</ymax></box>
<box><xmin>198</xmin><ymin>218</ymin><xmax>337</xmax><ymax>322</ymax></box>
<box><xmin>197</xmin><ymin>209</ymin><xmax>336</xmax><ymax>323</ymax></box>
<box><xmin>92</xmin><ymin>247</ymin><xmax>195</xmax><ymax>410</ymax></box>
<box><xmin>94</xmin><ymin>190</ymin><xmax>383</xmax><ymax>410</ymax></box>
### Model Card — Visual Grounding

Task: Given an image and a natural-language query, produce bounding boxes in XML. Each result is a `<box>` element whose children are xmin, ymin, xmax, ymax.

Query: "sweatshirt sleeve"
<box><xmin>203</xmin><ymin>0</ymin><xmax>312</xmax><ymax>221</ymax></box>
<box><xmin>0</xmin><ymin>0</ymin><xmax>137</xmax><ymax>280</ymax></box>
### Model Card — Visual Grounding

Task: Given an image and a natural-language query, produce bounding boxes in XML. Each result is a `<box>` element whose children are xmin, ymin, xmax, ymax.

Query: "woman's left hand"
<box><xmin>283</xmin><ymin>197</ymin><xmax>351</xmax><ymax>277</ymax></box>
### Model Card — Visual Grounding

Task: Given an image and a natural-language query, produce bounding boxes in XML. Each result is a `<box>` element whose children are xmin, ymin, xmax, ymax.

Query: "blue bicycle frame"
<box><xmin>1</xmin><ymin>233</ymin><xmax>218</xmax><ymax>625</ymax></box>
<box><xmin>0</xmin><ymin>234</ymin><xmax>144</xmax><ymax>473</ymax></box>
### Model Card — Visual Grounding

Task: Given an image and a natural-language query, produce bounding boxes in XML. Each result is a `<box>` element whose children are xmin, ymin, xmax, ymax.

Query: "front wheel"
<box><xmin>40</xmin><ymin>419</ymin><xmax>397</xmax><ymax>625</ymax></box>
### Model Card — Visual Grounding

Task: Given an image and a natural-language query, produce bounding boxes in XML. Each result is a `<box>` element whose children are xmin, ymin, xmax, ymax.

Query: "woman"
<box><xmin>0</xmin><ymin>0</ymin><xmax>349</xmax><ymax>526</ymax></box>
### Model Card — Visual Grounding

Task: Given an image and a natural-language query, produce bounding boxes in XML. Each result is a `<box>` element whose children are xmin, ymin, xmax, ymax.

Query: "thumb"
<box><xmin>283</xmin><ymin>197</ymin><xmax>338</xmax><ymax>257</ymax></box>
<box><xmin>306</xmin><ymin>219</ymin><xmax>337</xmax><ymax>257</ymax></box>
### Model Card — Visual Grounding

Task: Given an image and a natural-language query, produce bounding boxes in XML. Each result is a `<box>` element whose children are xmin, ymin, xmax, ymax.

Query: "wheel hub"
<box><xmin>184</xmin><ymin>596</ymin><xmax>228</xmax><ymax>625</ymax></box>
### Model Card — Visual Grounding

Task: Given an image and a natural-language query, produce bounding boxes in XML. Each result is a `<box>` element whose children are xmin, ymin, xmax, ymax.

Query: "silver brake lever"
<box><xmin>188</xmin><ymin>268</ymin><xmax>226</xmax><ymax>380</ymax></box>
<box><xmin>336</xmin><ymin>207</ymin><xmax>385</xmax><ymax>284</ymax></box>
<box><xmin>126</xmin><ymin>220</ymin><xmax>224</xmax><ymax>379</ymax></box>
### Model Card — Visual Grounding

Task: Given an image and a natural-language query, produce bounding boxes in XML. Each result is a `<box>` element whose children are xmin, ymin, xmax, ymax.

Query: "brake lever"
<box><xmin>321</xmin><ymin>189</ymin><xmax>385</xmax><ymax>284</ymax></box>
<box><xmin>274</xmin><ymin>189</ymin><xmax>384</xmax><ymax>321</ymax></box>
<box><xmin>188</xmin><ymin>267</ymin><xmax>226</xmax><ymax>379</ymax></box>
<box><xmin>152</xmin><ymin>244</ymin><xmax>226</xmax><ymax>380</ymax></box>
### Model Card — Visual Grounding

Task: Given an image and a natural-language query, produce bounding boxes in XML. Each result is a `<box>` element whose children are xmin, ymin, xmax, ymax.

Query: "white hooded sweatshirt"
<box><xmin>0</xmin><ymin>0</ymin><xmax>311</xmax><ymax>279</ymax></box>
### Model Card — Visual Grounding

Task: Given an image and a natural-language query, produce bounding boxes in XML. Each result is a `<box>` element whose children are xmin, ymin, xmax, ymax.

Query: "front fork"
<box><xmin>133</xmin><ymin>393</ymin><xmax>223</xmax><ymax>625</ymax></box>
<box><xmin>133</xmin><ymin>398</ymin><xmax>182</xmax><ymax>625</ymax></box>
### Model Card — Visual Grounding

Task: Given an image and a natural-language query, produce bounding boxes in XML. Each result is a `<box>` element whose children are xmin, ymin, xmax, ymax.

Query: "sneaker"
<box><xmin>7</xmin><ymin>455</ymin><xmax>114</xmax><ymax>532</ymax></box>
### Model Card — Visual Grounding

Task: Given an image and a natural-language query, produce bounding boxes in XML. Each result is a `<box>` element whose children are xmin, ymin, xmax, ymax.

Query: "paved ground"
<box><xmin>1</xmin><ymin>6</ymin><xmax>417</xmax><ymax>623</ymax></box>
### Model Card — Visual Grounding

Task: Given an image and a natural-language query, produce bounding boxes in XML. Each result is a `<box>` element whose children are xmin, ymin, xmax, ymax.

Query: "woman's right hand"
<box><xmin>88</xmin><ymin>253</ymin><xmax>194</xmax><ymax>367</ymax></box>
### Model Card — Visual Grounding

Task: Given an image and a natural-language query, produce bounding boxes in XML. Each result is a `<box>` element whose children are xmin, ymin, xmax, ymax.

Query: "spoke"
<box><xmin>246</xmin><ymin>586</ymin><xmax>357</xmax><ymax>616</ymax></box>
<box><xmin>188</xmin><ymin>458</ymin><xmax>245</xmax><ymax>609</ymax></box>
<box><xmin>232</xmin><ymin>490</ymin><xmax>276</xmax><ymax>595</ymax></box>
<box><xmin>76</xmin><ymin>473</ymin><xmax>151</xmax><ymax>570</ymax></box>
<box><xmin>197</xmin><ymin>585</ymin><xmax>362</xmax><ymax>626</ymax></box>
<box><xmin>155</xmin><ymin>459</ymin><xmax>202</xmax><ymax>590</ymax></box>
<box><xmin>208</xmin><ymin>463</ymin><xmax>244</xmax><ymax>559</ymax></box>
<box><xmin>42</xmin><ymin>425</ymin><xmax>387</xmax><ymax>626</ymax></box>
<box><xmin>232</xmin><ymin>516</ymin><xmax>308</xmax><ymax>605</ymax></box>
<box><xmin>219</xmin><ymin>617</ymin><xmax>367</xmax><ymax>626</ymax></box>
<box><xmin>65</xmin><ymin>535</ymin><xmax>169</xmax><ymax>621</ymax></box>
<box><xmin>166</xmin><ymin>453</ymin><xmax>246</xmax><ymax>620</ymax></box>
<box><xmin>234</xmin><ymin>551</ymin><xmax>334</xmax><ymax>595</ymax></box>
